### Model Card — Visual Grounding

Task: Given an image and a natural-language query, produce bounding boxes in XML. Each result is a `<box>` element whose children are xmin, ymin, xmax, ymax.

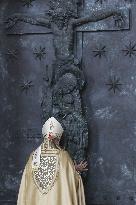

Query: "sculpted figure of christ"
<box><xmin>5</xmin><ymin>1</ymin><xmax>126</xmax><ymax>168</ymax></box>
<box><xmin>6</xmin><ymin>3</ymin><xmax>125</xmax><ymax>61</ymax></box>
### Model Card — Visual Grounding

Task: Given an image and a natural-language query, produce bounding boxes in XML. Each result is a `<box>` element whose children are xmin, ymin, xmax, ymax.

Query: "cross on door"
<box><xmin>6</xmin><ymin>2</ymin><xmax>130</xmax><ymax>59</ymax></box>
<box><xmin>5</xmin><ymin>0</ymin><xmax>131</xmax><ymax>162</ymax></box>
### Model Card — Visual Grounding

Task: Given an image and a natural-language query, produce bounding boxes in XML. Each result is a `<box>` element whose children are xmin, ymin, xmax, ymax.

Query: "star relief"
<box><xmin>106</xmin><ymin>76</ymin><xmax>122</xmax><ymax>94</ymax></box>
<box><xmin>33</xmin><ymin>46</ymin><xmax>46</xmax><ymax>61</ymax></box>
<box><xmin>20</xmin><ymin>80</ymin><xmax>34</xmax><ymax>94</ymax></box>
<box><xmin>92</xmin><ymin>45</ymin><xmax>106</xmax><ymax>58</ymax></box>
<box><xmin>6</xmin><ymin>49</ymin><xmax>18</xmax><ymax>59</ymax></box>
<box><xmin>21</xmin><ymin>0</ymin><xmax>35</xmax><ymax>7</ymax></box>
<box><xmin>122</xmin><ymin>42</ymin><xmax>136</xmax><ymax>57</ymax></box>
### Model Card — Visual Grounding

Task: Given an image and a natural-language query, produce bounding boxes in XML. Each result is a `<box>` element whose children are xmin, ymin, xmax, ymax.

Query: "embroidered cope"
<box><xmin>17</xmin><ymin>149</ymin><xmax>86</xmax><ymax>205</ymax></box>
<box><xmin>17</xmin><ymin>117</ymin><xmax>86</xmax><ymax>205</ymax></box>
<box><xmin>32</xmin><ymin>150</ymin><xmax>60</xmax><ymax>194</ymax></box>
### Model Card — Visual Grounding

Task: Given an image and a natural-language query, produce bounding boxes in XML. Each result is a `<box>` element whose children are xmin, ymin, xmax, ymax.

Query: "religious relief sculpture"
<box><xmin>6</xmin><ymin>0</ymin><xmax>126</xmax><ymax>162</ymax></box>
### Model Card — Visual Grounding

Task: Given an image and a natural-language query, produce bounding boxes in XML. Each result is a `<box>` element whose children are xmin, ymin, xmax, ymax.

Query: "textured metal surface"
<box><xmin>0</xmin><ymin>0</ymin><xmax>136</xmax><ymax>205</ymax></box>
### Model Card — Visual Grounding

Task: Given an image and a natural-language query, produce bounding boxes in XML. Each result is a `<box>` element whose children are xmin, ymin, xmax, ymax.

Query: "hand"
<box><xmin>113</xmin><ymin>12</ymin><xmax>125</xmax><ymax>28</ymax></box>
<box><xmin>5</xmin><ymin>15</ymin><xmax>19</xmax><ymax>29</ymax></box>
<box><xmin>74</xmin><ymin>160</ymin><xmax>88</xmax><ymax>173</ymax></box>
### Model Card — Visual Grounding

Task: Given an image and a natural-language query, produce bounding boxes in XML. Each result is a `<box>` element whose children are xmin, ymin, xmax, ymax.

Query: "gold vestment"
<box><xmin>17</xmin><ymin>148</ymin><xmax>86</xmax><ymax>205</ymax></box>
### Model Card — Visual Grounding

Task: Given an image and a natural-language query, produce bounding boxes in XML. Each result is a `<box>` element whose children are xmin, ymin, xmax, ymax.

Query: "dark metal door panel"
<box><xmin>0</xmin><ymin>0</ymin><xmax>136</xmax><ymax>205</ymax></box>
<box><xmin>81</xmin><ymin>2</ymin><xmax>136</xmax><ymax>204</ymax></box>
<box><xmin>0</xmin><ymin>1</ymin><xmax>55</xmax><ymax>204</ymax></box>
<box><xmin>83</xmin><ymin>30</ymin><xmax>136</xmax><ymax>204</ymax></box>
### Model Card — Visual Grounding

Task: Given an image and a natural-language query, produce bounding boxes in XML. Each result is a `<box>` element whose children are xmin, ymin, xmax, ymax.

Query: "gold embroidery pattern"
<box><xmin>32</xmin><ymin>152</ymin><xmax>60</xmax><ymax>194</ymax></box>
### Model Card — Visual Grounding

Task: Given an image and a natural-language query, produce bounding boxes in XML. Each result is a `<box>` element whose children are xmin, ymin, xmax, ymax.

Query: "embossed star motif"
<box><xmin>95</xmin><ymin>0</ymin><xmax>106</xmax><ymax>4</ymax></box>
<box><xmin>33</xmin><ymin>46</ymin><xmax>46</xmax><ymax>61</ymax></box>
<box><xmin>106</xmin><ymin>76</ymin><xmax>122</xmax><ymax>94</ymax></box>
<box><xmin>122</xmin><ymin>42</ymin><xmax>136</xmax><ymax>57</ymax></box>
<box><xmin>6</xmin><ymin>49</ymin><xmax>18</xmax><ymax>59</ymax></box>
<box><xmin>93</xmin><ymin>45</ymin><xmax>106</xmax><ymax>58</ymax></box>
<box><xmin>20</xmin><ymin>80</ymin><xmax>34</xmax><ymax>94</ymax></box>
<box><xmin>22</xmin><ymin>0</ymin><xmax>35</xmax><ymax>7</ymax></box>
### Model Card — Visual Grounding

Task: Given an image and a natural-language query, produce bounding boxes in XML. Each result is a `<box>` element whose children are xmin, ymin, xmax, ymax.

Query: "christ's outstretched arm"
<box><xmin>5</xmin><ymin>14</ymin><xmax>51</xmax><ymax>29</ymax></box>
<box><xmin>72</xmin><ymin>7</ymin><xmax>125</xmax><ymax>28</ymax></box>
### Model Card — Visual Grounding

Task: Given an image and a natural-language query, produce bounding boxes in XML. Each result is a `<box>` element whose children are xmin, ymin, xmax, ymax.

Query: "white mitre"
<box><xmin>42</xmin><ymin>117</ymin><xmax>64</xmax><ymax>140</ymax></box>
<box><xmin>32</xmin><ymin>117</ymin><xmax>64</xmax><ymax>169</ymax></box>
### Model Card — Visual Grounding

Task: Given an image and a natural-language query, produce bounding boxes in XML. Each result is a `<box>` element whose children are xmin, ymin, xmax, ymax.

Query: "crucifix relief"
<box><xmin>6</xmin><ymin>0</ymin><xmax>130</xmax><ymax>162</ymax></box>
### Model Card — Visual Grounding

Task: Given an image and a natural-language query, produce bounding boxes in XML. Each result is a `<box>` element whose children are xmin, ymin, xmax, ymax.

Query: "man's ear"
<box><xmin>52</xmin><ymin>138</ymin><xmax>59</xmax><ymax>144</ymax></box>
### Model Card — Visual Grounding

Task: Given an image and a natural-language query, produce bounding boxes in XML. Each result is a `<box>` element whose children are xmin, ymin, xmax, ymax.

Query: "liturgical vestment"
<box><xmin>17</xmin><ymin>148</ymin><xmax>86</xmax><ymax>205</ymax></box>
